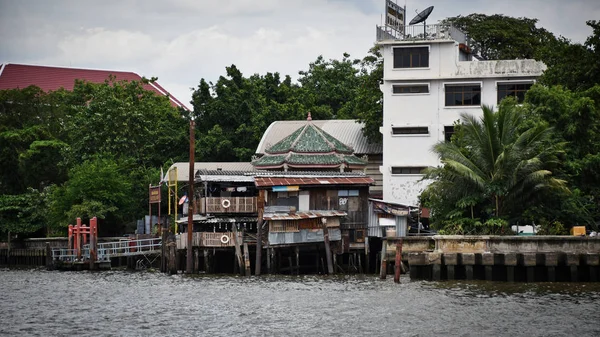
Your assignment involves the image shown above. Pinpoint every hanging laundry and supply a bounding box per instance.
[236,186,247,192]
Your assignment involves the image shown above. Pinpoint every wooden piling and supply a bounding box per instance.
[45,242,52,270]
[194,248,199,273]
[161,225,168,273]
[295,246,300,275]
[358,253,363,274]
[243,242,251,276]
[168,245,177,275]
[232,224,244,274]
[394,240,402,283]
[204,249,210,273]
[380,240,387,279]
[255,190,265,276]
[267,247,272,274]
[321,219,334,274]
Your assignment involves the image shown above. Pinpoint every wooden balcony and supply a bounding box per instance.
[196,197,257,214]
[177,232,240,249]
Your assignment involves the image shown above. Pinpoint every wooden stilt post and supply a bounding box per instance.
[89,217,98,271]
[186,119,195,275]
[295,246,300,275]
[380,240,387,279]
[204,249,210,273]
[321,218,334,274]
[394,239,403,283]
[243,242,251,276]
[168,241,177,275]
[45,242,53,270]
[365,237,370,274]
[358,253,363,274]
[333,254,338,273]
[255,190,265,276]
[315,245,320,274]
[194,248,199,274]
[267,247,272,274]
[161,224,168,273]
[232,224,244,274]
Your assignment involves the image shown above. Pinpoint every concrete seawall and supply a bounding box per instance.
[387,236,600,282]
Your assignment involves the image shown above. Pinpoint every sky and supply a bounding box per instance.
[1,0,599,107]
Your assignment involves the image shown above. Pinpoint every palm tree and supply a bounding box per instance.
[424,103,567,220]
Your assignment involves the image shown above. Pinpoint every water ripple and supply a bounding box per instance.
[1,270,600,336]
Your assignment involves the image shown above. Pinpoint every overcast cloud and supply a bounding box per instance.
[1,0,598,107]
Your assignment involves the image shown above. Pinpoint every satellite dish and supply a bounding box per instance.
[409,6,434,25]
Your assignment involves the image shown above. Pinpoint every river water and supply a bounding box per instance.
[1,269,599,337]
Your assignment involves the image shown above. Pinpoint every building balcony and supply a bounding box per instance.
[376,24,467,44]
[196,197,257,214]
[177,232,239,249]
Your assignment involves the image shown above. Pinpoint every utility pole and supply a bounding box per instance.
[186,119,195,274]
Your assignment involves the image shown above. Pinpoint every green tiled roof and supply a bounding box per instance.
[291,126,332,153]
[321,130,353,154]
[253,119,367,169]
[343,155,367,165]
[288,153,342,165]
[267,127,304,153]
[252,154,286,167]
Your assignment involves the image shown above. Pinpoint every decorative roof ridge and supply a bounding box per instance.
[288,123,310,151]
[310,123,336,152]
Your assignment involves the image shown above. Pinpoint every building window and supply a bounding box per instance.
[392,84,429,94]
[497,83,533,103]
[393,47,429,68]
[391,166,426,174]
[445,84,481,106]
[392,126,429,135]
[444,126,455,142]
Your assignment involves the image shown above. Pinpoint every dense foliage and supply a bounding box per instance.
[0,15,598,238]
[423,18,600,234]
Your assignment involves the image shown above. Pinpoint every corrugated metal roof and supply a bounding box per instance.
[255,176,374,187]
[163,162,254,183]
[256,120,382,155]
[263,210,347,220]
[0,63,189,110]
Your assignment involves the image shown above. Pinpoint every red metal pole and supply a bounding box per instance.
[76,218,82,260]
[83,226,88,245]
[68,225,73,250]
[148,184,152,235]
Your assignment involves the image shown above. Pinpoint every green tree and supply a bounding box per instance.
[540,20,600,91]
[0,86,68,194]
[423,102,567,229]
[192,66,305,161]
[350,47,384,144]
[63,77,188,167]
[0,189,48,236]
[48,157,133,236]
[443,14,557,60]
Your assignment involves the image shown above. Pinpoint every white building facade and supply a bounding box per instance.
[377,25,546,206]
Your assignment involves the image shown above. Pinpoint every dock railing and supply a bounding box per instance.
[51,237,162,262]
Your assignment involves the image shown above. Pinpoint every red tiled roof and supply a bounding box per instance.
[0,63,189,110]
[254,176,374,187]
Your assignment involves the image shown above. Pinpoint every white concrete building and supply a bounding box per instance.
[376,24,546,206]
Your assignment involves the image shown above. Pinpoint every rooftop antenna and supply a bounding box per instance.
[409,6,434,38]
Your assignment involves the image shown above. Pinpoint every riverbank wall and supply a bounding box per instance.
[396,236,600,282]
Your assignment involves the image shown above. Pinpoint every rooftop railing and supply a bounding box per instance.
[376,24,468,44]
